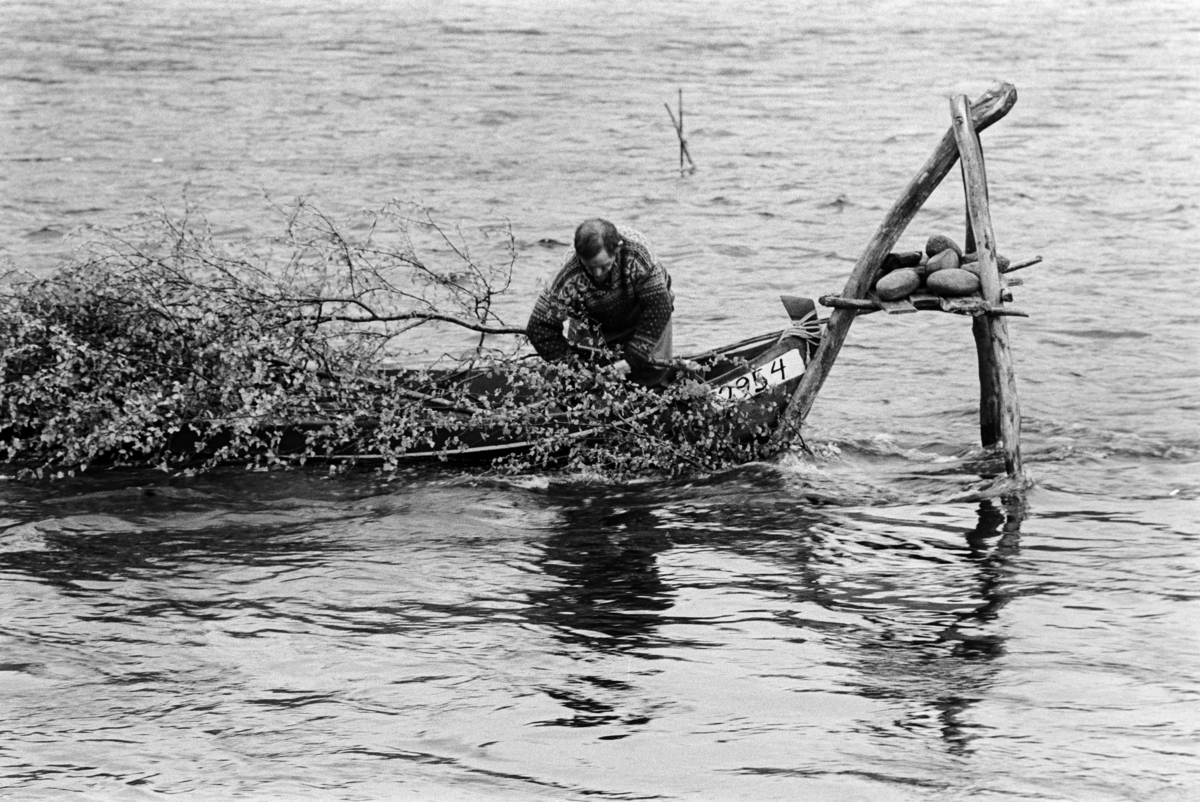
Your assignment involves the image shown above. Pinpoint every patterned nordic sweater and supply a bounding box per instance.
[526,228,674,364]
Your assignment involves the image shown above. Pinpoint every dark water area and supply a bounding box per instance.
[2,0,1198,799]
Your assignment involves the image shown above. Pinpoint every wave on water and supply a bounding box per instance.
[1022,417,1200,462]
[473,435,1030,510]
[477,403,1199,509]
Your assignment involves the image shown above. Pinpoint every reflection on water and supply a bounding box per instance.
[528,497,675,652]
[835,497,1025,757]
[514,479,1036,764]
[524,493,676,732]
[0,468,1194,799]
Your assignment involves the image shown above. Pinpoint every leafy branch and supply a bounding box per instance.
[0,199,780,480]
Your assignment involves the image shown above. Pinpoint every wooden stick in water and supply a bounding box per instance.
[679,88,685,174]
[664,89,696,173]
[951,93,1024,481]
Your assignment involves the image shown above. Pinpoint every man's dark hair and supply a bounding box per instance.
[574,218,621,260]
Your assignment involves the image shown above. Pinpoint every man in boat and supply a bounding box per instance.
[526,218,683,387]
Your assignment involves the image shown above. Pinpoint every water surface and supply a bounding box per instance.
[2,0,1198,799]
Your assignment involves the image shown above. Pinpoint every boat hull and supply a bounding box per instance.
[162,326,815,467]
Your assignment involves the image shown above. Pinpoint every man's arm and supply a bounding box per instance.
[526,292,572,362]
[624,258,674,365]
[624,290,672,364]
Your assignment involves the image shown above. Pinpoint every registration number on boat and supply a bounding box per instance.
[716,348,805,401]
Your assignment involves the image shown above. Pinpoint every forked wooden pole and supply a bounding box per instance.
[961,121,992,442]
[950,94,1023,479]
[664,89,696,174]
[679,88,685,173]
[774,82,1018,441]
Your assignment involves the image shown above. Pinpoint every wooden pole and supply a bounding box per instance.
[950,94,1023,480]
[964,134,991,441]
[679,89,685,174]
[961,168,977,254]
[774,82,1017,442]
[664,90,696,174]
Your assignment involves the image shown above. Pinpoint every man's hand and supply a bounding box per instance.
[673,358,704,374]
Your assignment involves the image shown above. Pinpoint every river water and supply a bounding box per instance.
[2,0,1198,799]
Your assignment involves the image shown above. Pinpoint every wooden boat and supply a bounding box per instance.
[169,296,825,466]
